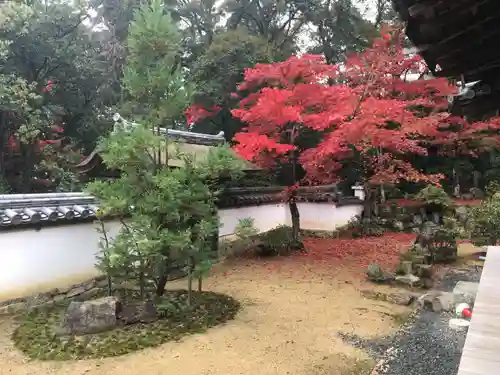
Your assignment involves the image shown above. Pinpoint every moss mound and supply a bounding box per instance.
[12,290,240,361]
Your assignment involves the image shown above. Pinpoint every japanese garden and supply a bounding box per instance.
[0,1,498,375]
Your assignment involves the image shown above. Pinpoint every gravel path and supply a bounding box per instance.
[339,266,482,375]
[0,264,406,375]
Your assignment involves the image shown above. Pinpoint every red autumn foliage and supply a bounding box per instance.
[184,104,221,127]
[428,115,500,158]
[300,232,416,275]
[41,79,55,93]
[7,127,65,153]
[231,27,463,187]
[183,27,500,192]
[210,233,416,280]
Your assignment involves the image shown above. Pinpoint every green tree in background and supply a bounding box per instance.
[1,0,116,150]
[189,29,274,138]
[306,0,376,64]
[0,0,118,192]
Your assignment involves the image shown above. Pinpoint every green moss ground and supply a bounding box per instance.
[12,290,240,361]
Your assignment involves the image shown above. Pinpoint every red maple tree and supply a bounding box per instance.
[232,28,459,187]
[185,27,500,244]
[227,27,462,239]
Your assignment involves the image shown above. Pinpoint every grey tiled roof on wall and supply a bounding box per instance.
[0,186,361,228]
[0,193,99,227]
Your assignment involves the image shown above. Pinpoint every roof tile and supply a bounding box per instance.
[0,193,98,227]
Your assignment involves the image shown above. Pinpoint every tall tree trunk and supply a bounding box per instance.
[155,274,167,297]
[380,185,386,203]
[187,257,193,307]
[363,184,375,219]
[289,197,303,251]
[289,124,303,251]
[139,271,145,300]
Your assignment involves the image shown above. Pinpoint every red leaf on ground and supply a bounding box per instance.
[297,233,416,275]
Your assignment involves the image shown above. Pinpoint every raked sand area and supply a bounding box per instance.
[0,235,415,375]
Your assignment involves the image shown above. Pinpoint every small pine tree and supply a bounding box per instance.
[122,0,189,131]
[88,126,244,300]
[89,0,245,304]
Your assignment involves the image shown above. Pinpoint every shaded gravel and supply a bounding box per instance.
[339,266,482,375]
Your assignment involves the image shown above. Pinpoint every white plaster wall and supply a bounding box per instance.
[0,221,122,301]
[286,202,364,231]
[0,202,362,301]
[219,204,287,238]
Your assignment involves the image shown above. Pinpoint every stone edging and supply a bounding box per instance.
[0,276,109,316]
[0,265,194,316]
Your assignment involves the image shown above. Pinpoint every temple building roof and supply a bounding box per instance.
[393,0,500,120]
[393,0,500,82]
[75,118,258,176]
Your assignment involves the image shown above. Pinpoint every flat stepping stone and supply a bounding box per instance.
[453,281,479,305]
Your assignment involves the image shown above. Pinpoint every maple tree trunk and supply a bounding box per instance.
[380,185,386,203]
[362,184,376,219]
[288,123,304,251]
[289,199,304,251]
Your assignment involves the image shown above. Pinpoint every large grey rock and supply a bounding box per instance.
[419,291,455,312]
[453,281,479,295]
[419,287,478,313]
[360,290,417,306]
[117,300,158,325]
[418,291,440,309]
[386,292,418,306]
[367,264,383,278]
[431,292,456,312]
[58,296,120,336]
[366,264,394,283]
[453,281,479,305]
